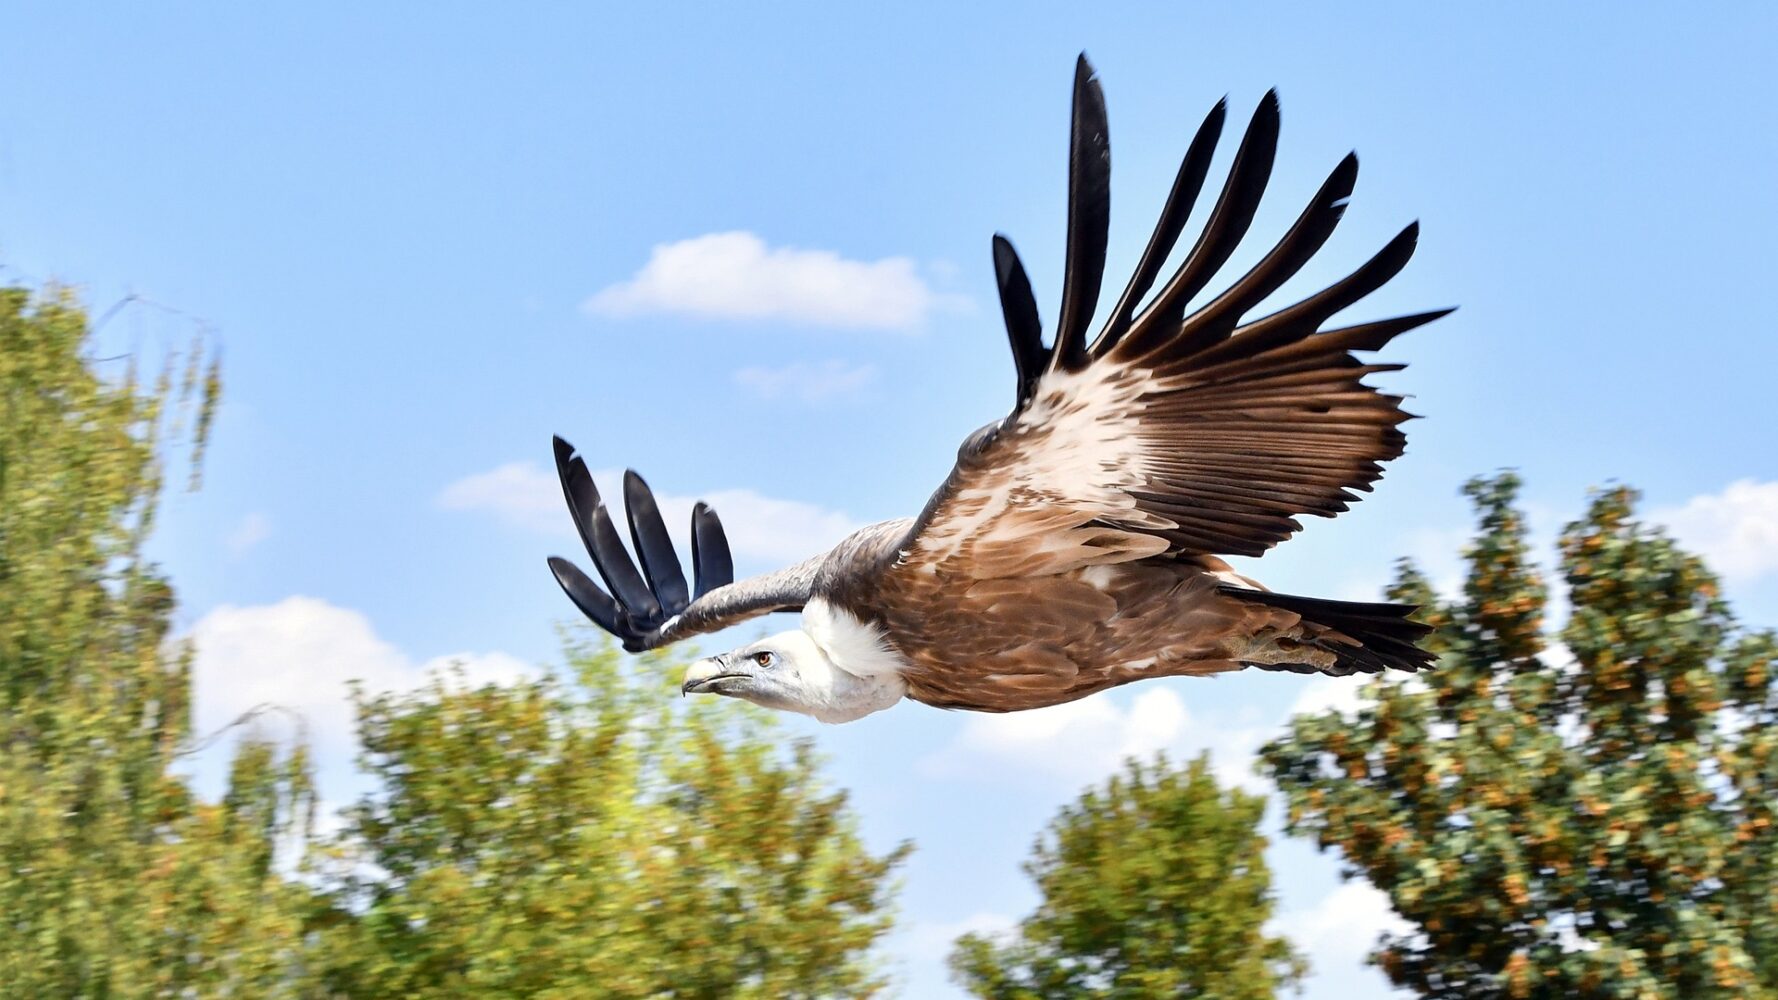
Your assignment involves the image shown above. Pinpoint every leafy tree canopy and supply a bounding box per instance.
[950,752,1305,999]
[5,282,905,998]
[1263,473,1778,999]
[309,638,911,999]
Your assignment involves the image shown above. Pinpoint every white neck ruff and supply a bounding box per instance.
[799,598,908,722]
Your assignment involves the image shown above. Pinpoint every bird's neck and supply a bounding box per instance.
[799,598,908,723]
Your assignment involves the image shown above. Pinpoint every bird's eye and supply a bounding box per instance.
[753,651,776,668]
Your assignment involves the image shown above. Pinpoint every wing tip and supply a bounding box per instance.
[992,232,1047,403]
[1257,87,1282,122]
[991,232,1019,275]
[622,467,648,493]
[1370,306,1456,343]
[1072,54,1107,129]
[1394,219,1422,251]
[1055,56,1113,372]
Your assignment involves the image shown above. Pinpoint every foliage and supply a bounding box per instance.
[308,637,911,999]
[1262,473,1778,999]
[949,752,1306,999]
[2,279,907,996]
[0,284,316,995]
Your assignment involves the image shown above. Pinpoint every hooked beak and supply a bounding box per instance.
[682,654,746,696]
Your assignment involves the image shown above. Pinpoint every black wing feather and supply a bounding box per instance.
[993,235,1045,407]
[903,59,1451,566]
[1094,98,1227,355]
[548,436,818,652]
[1122,90,1281,359]
[1050,54,1111,372]
[622,469,691,612]
[690,501,733,600]
[553,437,661,620]
[548,556,635,646]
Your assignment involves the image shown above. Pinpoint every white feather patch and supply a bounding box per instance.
[912,363,1171,565]
[1015,364,1148,494]
[1079,564,1121,590]
[802,598,911,680]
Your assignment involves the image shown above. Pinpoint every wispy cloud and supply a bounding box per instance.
[691,486,863,566]
[1287,672,1429,726]
[584,231,964,331]
[734,359,876,404]
[1331,523,1473,606]
[1653,479,1778,583]
[437,461,564,534]
[226,512,271,556]
[919,687,1274,794]
[899,911,1018,962]
[186,596,535,809]
[1274,881,1412,985]
[437,460,862,567]
[1288,675,1376,721]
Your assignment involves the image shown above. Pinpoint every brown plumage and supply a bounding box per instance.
[548,55,1446,723]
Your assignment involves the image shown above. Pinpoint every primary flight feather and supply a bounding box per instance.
[549,56,1448,723]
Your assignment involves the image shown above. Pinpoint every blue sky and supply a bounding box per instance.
[6,4,1778,995]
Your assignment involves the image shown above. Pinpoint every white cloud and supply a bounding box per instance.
[1332,524,1472,606]
[694,486,863,566]
[920,687,1272,794]
[227,512,271,556]
[894,910,1020,999]
[1543,640,1578,674]
[900,911,1017,962]
[186,596,535,807]
[1286,672,1436,738]
[437,461,564,534]
[733,359,876,403]
[1653,479,1778,582]
[1289,676,1376,721]
[437,460,862,567]
[584,231,963,331]
[1276,882,1412,986]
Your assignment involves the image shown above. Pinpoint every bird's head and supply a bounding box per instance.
[681,629,903,724]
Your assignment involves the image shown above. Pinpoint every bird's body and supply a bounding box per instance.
[805,536,1273,709]
[869,555,1304,713]
[548,57,1448,723]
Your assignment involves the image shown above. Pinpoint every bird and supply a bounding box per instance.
[548,55,1448,724]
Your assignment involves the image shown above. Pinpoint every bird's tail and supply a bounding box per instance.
[1220,586,1436,676]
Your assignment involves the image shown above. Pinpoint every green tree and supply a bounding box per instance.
[1262,473,1778,998]
[0,284,317,995]
[949,752,1307,999]
[309,637,910,999]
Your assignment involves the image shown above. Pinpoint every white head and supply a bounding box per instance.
[681,627,906,724]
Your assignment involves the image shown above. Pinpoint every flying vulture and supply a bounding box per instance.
[550,56,1448,723]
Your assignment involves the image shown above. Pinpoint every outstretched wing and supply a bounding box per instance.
[547,436,817,652]
[897,56,1449,582]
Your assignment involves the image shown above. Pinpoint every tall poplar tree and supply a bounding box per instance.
[0,284,316,995]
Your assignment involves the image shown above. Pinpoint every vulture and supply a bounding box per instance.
[549,56,1448,724]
